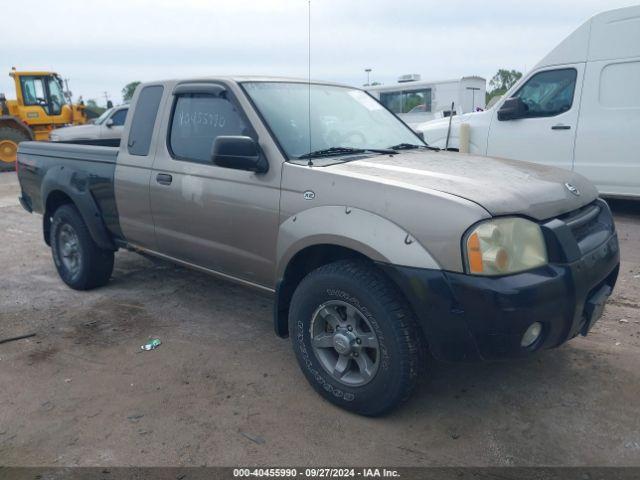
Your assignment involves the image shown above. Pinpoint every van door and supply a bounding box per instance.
[149,82,281,288]
[573,59,640,197]
[486,65,584,170]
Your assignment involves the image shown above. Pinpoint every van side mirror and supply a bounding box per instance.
[105,119,114,128]
[498,97,528,121]
[211,136,268,173]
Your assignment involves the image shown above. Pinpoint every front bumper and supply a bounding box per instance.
[381,201,620,362]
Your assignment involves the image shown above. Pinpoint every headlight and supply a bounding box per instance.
[464,217,547,275]
[49,134,60,142]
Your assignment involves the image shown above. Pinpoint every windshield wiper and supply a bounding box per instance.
[388,142,440,151]
[298,146,396,160]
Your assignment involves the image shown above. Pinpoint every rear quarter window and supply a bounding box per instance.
[127,85,164,156]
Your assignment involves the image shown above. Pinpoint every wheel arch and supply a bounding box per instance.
[41,168,116,251]
[273,206,440,338]
[274,243,376,338]
[0,116,35,140]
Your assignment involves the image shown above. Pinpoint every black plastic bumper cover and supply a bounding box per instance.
[380,233,620,362]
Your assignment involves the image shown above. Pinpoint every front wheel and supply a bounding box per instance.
[50,204,114,290]
[289,260,424,416]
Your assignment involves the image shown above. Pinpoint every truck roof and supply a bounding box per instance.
[139,76,352,89]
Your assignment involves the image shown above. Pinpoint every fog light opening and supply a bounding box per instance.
[521,322,543,348]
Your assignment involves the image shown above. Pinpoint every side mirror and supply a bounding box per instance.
[498,97,528,121]
[105,119,114,128]
[211,136,268,173]
[498,97,529,121]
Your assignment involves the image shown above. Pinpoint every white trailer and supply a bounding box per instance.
[366,75,486,128]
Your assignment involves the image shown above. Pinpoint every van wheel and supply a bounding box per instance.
[50,204,114,290]
[289,260,423,416]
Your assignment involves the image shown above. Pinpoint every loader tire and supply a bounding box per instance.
[0,126,29,170]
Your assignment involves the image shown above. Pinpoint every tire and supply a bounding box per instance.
[50,204,114,290]
[289,259,423,416]
[0,126,29,171]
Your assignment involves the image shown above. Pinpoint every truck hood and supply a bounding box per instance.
[416,111,478,132]
[326,151,598,220]
[52,124,99,138]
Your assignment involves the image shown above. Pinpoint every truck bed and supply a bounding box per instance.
[17,141,121,244]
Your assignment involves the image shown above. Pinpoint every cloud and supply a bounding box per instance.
[0,0,634,104]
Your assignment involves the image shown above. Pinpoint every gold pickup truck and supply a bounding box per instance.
[16,77,619,415]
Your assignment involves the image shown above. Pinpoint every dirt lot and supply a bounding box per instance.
[1,171,639,467]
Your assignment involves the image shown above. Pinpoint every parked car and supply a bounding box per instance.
[418,5,640,198]
[49,105,128,144]
[16,76,619,415]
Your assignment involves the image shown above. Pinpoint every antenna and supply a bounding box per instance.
[307,0,313,167]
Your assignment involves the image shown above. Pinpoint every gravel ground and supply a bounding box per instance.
[0,171,639,467]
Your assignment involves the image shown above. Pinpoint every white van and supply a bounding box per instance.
[418,6,640,198]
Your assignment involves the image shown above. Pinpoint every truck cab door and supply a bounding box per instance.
[486,65,583,170]
[102,108,127,140]
[114,85,165,250]
[148,82,281,288]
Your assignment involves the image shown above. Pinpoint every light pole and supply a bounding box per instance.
[364,68,372,87]
[466,86,481,111]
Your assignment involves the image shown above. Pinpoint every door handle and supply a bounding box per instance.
[156,173,173,185]
[551,124,571,130]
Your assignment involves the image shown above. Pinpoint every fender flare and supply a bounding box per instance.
[41,165,116,251]
[272,206,440,338]
[276,206,440,280]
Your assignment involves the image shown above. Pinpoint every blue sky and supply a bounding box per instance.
[0,0,635,105]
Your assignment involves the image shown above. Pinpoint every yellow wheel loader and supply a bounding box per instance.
[0,68,87,170]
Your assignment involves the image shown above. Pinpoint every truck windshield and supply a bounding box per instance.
[94,108,114,125]
[242,82,425,160]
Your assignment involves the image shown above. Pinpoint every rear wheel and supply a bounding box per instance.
[0,126,29,170]
[289,260,424,416]
[50,204,114,290]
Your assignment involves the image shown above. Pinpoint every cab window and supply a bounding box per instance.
[20,76,48,112]
[128,85,164,156]
[380,88,432,114]
[169,94,250,164]
[47,76,66,115]
[110,109,128,126]
[514,68,577,117]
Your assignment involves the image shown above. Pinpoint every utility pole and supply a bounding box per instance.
[364,68,372,87]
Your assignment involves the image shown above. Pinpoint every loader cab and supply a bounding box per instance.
[14,72,68,116]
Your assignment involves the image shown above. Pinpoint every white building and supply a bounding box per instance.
[367,75,486,128]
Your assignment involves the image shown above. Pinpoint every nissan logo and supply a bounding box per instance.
[565,182,580,196]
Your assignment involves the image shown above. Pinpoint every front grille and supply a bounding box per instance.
[557,199,615,255]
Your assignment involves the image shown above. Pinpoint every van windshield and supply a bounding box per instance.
[242,82,424,160]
